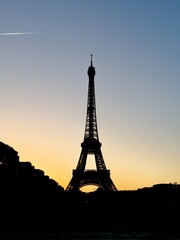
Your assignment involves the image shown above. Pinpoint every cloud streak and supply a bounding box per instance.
[0,32,37,36]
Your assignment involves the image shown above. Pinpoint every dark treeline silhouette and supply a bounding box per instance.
[0,141,180,234]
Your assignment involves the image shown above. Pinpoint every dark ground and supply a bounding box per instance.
[0,230,180,240]
[0,142,180,239]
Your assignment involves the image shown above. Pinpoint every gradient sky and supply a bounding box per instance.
[0,0,180,191]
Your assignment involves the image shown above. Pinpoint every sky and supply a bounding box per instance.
[0,0,180,191]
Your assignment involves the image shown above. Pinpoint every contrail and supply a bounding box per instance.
[0,32,37,36]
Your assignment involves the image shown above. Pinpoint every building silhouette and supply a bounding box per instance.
[66,56,117,191]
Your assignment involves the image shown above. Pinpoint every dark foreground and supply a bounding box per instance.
[1,188,180,240]
[0,230,180,240]
[0,142,180,239]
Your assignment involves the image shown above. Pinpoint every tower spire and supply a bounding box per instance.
[88,54,95,77]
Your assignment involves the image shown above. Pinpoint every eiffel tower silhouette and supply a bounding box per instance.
[66,55,117,191]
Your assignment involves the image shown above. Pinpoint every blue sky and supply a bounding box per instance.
[0,0,180,191]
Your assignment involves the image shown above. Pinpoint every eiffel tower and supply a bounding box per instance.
[66,55,117,191]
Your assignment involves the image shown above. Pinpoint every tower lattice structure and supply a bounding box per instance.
[66,56,117,191]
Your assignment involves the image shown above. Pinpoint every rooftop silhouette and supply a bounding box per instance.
[0,141,180,236]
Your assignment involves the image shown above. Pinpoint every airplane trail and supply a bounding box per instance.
[0,32,37,36]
